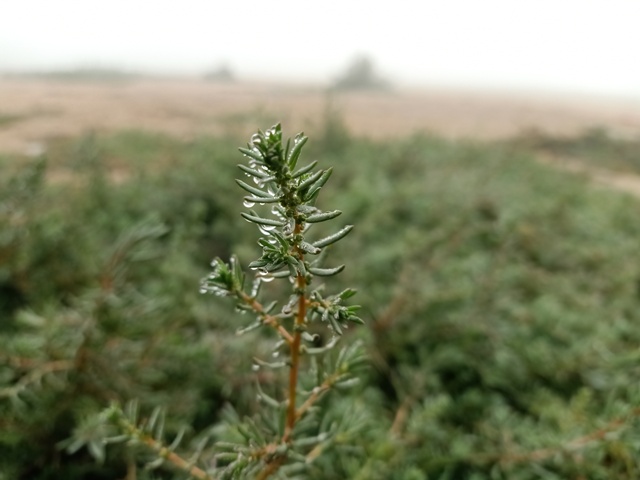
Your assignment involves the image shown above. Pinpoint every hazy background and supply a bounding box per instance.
[2,0,639,98]
[6,2,640,479]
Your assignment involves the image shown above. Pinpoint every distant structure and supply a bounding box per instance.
[202,64,235,82]
[331,55,390,91]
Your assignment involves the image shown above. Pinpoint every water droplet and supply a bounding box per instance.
[250,278,261,297]
[272,351,280,358]
[243,199,255,208]
[258,224,276,235]
[252,364,260,371]
[204,286,227,297]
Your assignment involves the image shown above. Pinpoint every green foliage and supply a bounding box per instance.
[102,124,365,478]
[315,95,351,157]
[513,126,640,172]
[0,113,27,128]
[0,134,248,479]
[2,123,640,478]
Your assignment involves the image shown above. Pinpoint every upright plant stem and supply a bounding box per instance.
[284,222,306,442]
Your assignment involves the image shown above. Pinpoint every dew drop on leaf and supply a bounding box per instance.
[259,225,276,235]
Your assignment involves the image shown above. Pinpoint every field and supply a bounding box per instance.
[2,78,640,154]
[3,78,640,479]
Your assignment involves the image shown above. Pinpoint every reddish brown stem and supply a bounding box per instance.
[239,291,294,344]
[295,380,331,420]
[496,407,640,466]
[284,277,306,442]
[118,418,212,479]
[0,360,74,398]
[283,223,306,443]
[256,456,286,480]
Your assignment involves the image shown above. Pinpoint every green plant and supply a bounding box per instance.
[100,124,365,478]
[7,126,640,479]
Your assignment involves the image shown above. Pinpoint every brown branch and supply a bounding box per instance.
[125,459,137,480]
[0,360,74,398]
[238,291,294,344]
[285,330,302,442]
[283,231,306,443]
[390,398,412,437]
[6,356,43,369]
[295,370,347,421]
[305,442,325,463]
[256,455,286,480]
[296,383,331,420]
[253,221,308,479]
[262,315,294,345]
[118,417,213,480]
[485,408,640,467]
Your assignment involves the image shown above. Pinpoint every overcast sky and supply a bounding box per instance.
[1,0,639,97]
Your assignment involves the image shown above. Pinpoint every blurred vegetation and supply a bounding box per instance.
[331,55,391,92]
[3,116,640,478]
[0,113,27,128]
[512,126,640,173]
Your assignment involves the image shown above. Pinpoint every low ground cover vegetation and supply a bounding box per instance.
[2,125,640,478]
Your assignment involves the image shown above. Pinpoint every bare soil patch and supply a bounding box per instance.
[1,78,639,155]
[538,154,640,198]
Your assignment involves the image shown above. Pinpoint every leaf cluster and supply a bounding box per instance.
[194,124,364,477]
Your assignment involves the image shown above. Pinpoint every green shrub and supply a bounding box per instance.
[2,127,640,478]
[96,124,365,478]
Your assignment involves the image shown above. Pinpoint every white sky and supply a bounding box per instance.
[1,0,639,97]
